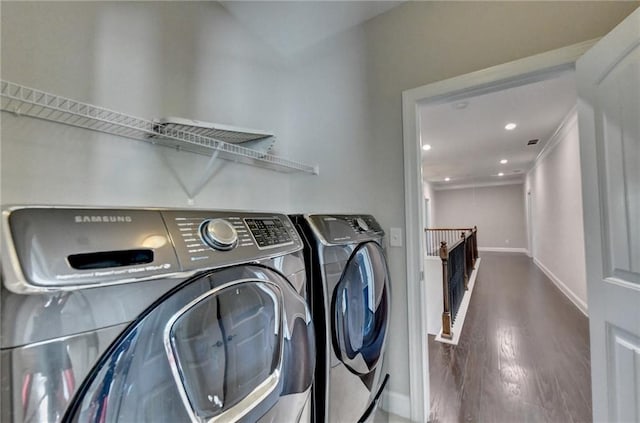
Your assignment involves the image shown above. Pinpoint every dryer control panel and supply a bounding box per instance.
[304,214,384,246]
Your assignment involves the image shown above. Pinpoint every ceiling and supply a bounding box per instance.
[220,1,404,56]
[420,71,577,190]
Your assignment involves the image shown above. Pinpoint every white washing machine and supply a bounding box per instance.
[1,207,315,423]
[291,214,390,423]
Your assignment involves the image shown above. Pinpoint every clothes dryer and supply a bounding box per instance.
[1,207,315,423]
[291,214,390,423]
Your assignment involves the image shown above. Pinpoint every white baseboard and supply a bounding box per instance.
[534,258,588,317]
[478,247,528,254]
[381,390,411,420]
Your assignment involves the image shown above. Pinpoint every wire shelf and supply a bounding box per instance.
[154,117,273,144]
[0,80,318,175]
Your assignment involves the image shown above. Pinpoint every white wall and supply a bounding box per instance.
[423,181,436,229]
[1,2,299,211]
[526,110,588,314]
[433,184,527,250]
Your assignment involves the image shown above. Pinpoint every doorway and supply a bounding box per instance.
[401,39,597,422]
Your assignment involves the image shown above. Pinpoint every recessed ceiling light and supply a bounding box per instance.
[444,177,451,182]
[422,144,432,151]
[505,123,517,131]
[498,172,505,176]
[500,159,508,164]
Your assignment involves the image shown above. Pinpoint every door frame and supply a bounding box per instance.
[401,39,598,422]
[527,190,534,258]
[423,197,430,229]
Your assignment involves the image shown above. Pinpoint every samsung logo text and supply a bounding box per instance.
[75,216,133,223]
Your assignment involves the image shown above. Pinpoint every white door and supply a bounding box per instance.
[577,7,640,422]
[526,191,534,257]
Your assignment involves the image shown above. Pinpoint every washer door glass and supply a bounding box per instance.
[62,266,315,423]
[167,281,282,421]
[332,242,390,375]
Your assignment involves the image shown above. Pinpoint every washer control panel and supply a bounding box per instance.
[2,207,303,292]
[162,211,301,271]
[245,218,293,249]
[201,219,238,251]
[3,208,181,291]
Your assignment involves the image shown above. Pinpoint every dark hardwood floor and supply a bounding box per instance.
[428,252,591,423]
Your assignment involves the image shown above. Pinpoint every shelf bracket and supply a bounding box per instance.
[187,148,223,199]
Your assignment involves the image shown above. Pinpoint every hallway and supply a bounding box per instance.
[428,252,591,423]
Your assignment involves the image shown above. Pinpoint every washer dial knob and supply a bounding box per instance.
[355,217,369,232]
[201,219,238,251]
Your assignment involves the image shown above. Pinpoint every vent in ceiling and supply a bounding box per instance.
[527,139,539,146]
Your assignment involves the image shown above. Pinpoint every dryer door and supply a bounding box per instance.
[331,242,390,375]
[63,266,314,423]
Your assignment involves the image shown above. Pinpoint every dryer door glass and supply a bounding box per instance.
[332,242,390,375]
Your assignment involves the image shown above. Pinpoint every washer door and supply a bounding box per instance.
[63,266,314,423]
[331,242,390,375]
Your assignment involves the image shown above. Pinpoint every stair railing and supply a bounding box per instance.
[430,227,479,339]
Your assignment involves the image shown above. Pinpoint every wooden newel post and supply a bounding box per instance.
[440,241,452,340]
[473,225,479,262]
[471,228,476,269]
[462,232,469,291]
